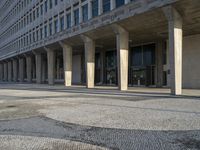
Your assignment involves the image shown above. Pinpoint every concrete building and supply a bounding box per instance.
[0,0,200,95]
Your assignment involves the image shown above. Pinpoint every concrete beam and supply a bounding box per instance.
[112,24,129,91]
[163,6,183,95]
[59,41,72,87]
[81,35,95,88]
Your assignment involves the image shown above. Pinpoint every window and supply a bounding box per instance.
[49,0,53,9]
[37,7,39,18]
[45,1,48,12]
[74,9,79,26]
[92,0,98,17]
[60,16,64,31]
[44,25,47,37]
[40,4,43,15]
[49,23,52,35]
[116,0,125,8]
[82,4,88,22]
[103,0,110,13]
[55,0,58,5]
[54,19,58,33]
[66,13,71,28]
[40,28,43,39]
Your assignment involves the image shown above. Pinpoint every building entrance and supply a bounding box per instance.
[129,44,155,86]
[105,50,118,85]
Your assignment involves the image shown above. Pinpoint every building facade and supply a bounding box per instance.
[0,0,200,95]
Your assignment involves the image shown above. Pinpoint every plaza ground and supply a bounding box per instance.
[0,83,200,150]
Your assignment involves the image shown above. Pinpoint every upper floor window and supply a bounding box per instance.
[40,4,43,15]
[66,13,71,29]
[60,16,64,31]
[44,25,47,37]
[116,0,125,8]
[92,0,98,17]
[49,23,52,35]
[103,0,110,13]
[54,19,58,33]
[82,4,88,22]
[49,0,53,9]
[45,1,48,12]
[55,0,58,5]
[74,9,79,26]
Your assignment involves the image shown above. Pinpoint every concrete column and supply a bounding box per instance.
[112,24,129,91]
[26,56,32,83]
[35,53,42,84]
[98,0,103,15]
[163,6,183,95]
[42,58,47,83]
[4,63,8,81]
[46,48,55,85]
[81,35,95,88]
[60,42,72,86]
[12,59,18,82]
[111,0,116,10]
[8,61,12,82]
[0,63,3,81]
[19,58,25,82]
[156,41,164,87]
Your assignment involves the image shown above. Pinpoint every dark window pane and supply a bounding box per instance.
[116,0,124,8]
[103,0,110,13]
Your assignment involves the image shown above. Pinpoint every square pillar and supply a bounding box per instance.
[4,63,8,81]
[34,53,42,84]
[26,56,32,83]
[46,48,55,85]
[8,61,12,82]
[155,41,164,87]
[111,0,116,10]
[60,42,72,86]
[163,6,183,95]
[19,58,25,82]
[12,59,18,82]
[81,35,95,88]
[113,25,129,91]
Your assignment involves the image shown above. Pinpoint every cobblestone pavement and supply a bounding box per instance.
[0,83,200,150]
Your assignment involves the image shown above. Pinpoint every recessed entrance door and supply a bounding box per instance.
[130,44,156,86]
[105,51,117,85]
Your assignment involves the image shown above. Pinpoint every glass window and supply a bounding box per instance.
[54,19,58,33]
[92,0,98,17]
[45,1,48,12]
[82,4,88,22]
[37,7,39,18]
[44,25,47,37]
[143,44,155,65]
[49,0,53,9]
[40,28,43,39]
[116,0,124,8]
[60,16,64,31]
[66,13,71,28]
[74,9,79,26]
[40,4,43,15]
[49,23,52,35]
[103,0,110,13]
[55,0,58,5]
[132,46,142,66]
